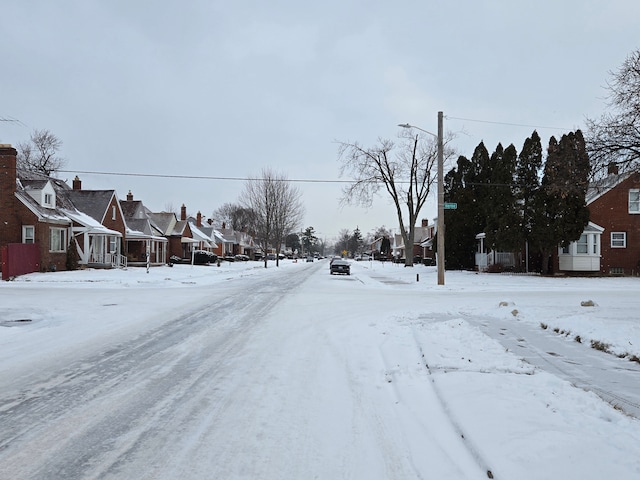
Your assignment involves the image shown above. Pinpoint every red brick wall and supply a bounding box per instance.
[589,173,640,275]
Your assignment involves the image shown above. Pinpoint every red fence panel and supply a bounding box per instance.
[1,243,41,280]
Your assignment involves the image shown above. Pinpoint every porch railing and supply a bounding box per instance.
[476,251,517,272]
[89,253,127,269]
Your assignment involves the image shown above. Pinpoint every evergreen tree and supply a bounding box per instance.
[485,143,521,254]
[66,240,80,271]
[532,131,591,273]
[515,131,544,271]
[301,226,318,254]
[348,227,363,256]
[443,152,485,270]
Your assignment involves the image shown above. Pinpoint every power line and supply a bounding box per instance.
[446,115,571,131]
[60,169,356,184]
[0,116,27,127]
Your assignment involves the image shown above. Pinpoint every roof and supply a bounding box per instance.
[14,191,71,224]
[148,212,177,235]
[586,172,631,205]
[64,209,122,236]
[120,199,146,220]
[64,190,117,222]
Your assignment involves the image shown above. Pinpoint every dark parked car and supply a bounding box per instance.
[330,259,350,275]
[193,250,217,265]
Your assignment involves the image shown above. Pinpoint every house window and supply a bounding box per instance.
[44,193,53,206]
[629,189,640,213]
[611,232,626,248]
[50,227,67,252]
[112,205,116,220]
[109,236,118,253]
[576,234,588,254]
[22,225,35,244]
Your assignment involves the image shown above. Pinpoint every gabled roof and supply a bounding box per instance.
[586,172,631,205]
[64,209,122,236]
[219,228,239,243]
[64,190,118,223]
[14,190,71,224]
[172,220,190,237]
[16,168,71,193]
[147,212,177,235]
[120,199,147,220]
[189,223,216,248]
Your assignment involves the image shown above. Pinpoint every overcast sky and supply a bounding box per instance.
[2,1,638,241]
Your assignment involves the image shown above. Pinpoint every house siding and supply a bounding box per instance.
[589,173,640,275]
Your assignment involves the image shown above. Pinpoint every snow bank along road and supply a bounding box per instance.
[1,261,639,479]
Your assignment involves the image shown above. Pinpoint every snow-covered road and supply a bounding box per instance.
[1,261,639,479]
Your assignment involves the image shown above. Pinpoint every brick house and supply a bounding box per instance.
[569,167,640,275]
[1,144,71,273]
[119,191,168,266]
[148,205,198,261]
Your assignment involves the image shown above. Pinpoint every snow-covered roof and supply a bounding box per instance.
[64,209,122,236]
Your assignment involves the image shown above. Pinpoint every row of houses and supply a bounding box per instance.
[0,144,257,279]
[385,164,640,276]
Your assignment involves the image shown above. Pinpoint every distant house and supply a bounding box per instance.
[120,191,168,266]
[148,209,195,261]
[414,220,436,264]
[187,212,217,253]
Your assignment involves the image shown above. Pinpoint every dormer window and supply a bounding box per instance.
[44,193,53,206]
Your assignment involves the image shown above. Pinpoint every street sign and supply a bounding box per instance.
[444,202,458,210]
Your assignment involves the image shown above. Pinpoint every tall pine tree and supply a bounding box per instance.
[443,156,476,269]
[515,131,544,271]
[532,130,591,273]
[484,143,521,254]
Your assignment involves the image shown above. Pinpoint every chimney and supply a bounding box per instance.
[73,176,82,190]
[0,144,17,196]
[197,211,202,227]
[608,163,619,176]
[421,218,428,228]
[180,204,187,221]
[126,190,133,201]
[0,145,18,247]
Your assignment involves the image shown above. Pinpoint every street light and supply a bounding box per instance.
[398,111,445,285]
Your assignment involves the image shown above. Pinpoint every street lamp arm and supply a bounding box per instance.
[398,123,438,138]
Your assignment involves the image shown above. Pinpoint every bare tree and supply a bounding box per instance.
[586,49,640,177]
[212,202,257,233]
[338,129,454,266]
[241,168,304,267]
[16,129,66,176]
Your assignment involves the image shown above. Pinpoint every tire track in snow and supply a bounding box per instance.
[375,322,494,479]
